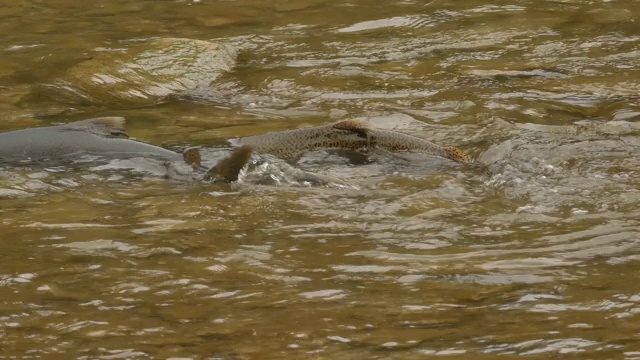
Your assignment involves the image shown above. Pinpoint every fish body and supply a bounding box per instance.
[0,117,471,188]
[333,120,471,163]
[0,117,181,163]
[235,120,471,163]
[234,124,368,160]
[0,117,257,183]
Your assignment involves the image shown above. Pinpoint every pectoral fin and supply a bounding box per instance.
[205,145,253,182]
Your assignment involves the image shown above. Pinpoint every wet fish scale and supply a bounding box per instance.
[236,120,471,163]
[236,124,369,160]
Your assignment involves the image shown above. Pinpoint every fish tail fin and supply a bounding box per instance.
[182,147,202,169]
[205,145,253,182]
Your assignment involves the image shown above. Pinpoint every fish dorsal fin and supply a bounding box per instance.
[205,145,253,182]
[333,120,368,129]
[60,117,129,138]
[332,120,372,146]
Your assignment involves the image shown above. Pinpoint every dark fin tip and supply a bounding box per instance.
[182,147,202,170]
[205,145,253,182]
[332,120,370,139]
[333,120,373,148]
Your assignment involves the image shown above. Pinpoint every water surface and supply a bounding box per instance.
[1,0,640,358]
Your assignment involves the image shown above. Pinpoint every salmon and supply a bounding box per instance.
[234,120,471,163]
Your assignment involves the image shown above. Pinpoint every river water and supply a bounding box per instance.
[1,0,640,359]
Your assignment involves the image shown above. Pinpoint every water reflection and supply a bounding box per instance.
[2,0,640,358]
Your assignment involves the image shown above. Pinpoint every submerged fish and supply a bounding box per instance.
[0,117,473,187]
[0,117,256,183]
[219,119,476,187]
[0,117,186,163]
[234,120,472,163]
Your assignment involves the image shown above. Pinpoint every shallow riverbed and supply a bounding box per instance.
[1,0,640,359]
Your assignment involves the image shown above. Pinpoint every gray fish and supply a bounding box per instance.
[0,117,183,163]
[0,117,266,183]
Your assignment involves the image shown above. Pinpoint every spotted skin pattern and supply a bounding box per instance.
[236,120,472,164]
[333,120,472,163]
[236,124,369,160]
[332,120,370,139]
[444,146,471,163]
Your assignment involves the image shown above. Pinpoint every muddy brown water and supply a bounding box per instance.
[2,0,640,359]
